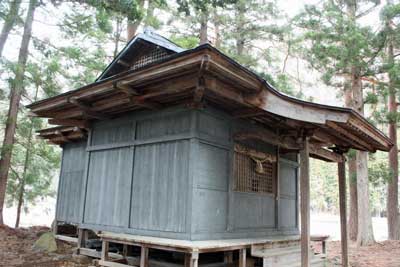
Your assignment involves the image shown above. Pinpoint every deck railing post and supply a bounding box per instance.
[300,136,310,267]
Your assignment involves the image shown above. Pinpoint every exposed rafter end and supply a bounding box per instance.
[113,81,140,96]
[232,108,266,118]
[309,144,344,163]
[193,77,205,104]
[48,118,90,129]
[68,97,110,120]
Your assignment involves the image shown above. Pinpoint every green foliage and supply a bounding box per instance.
[170,35,199,49]
[176,0,237,14]
[294,1,383,85]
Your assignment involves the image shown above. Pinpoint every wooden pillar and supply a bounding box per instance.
[185,251,199,267]
[338,160,349,267]
[122,244,128,258]
[224,251,233,267]
[300,137,310,267]
[101,240,109,261]
[140,246,149,267]
[77,228,88,250]
[239,248,247,267]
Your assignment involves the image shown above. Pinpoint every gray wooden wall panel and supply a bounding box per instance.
[56,141,87,223]
[84,147,133,227]
[136,112,191,139]
[91,120,135,146]
[232,192,275,229]
[130,140,189,232]
[197,112,230,143]
[192,142,229,233]
[196,143,229,191]
[279,161,298,229]
[279,198,297,228]
[193,188,228,232]
[56,106,300,240]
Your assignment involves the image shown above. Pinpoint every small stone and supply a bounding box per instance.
[32,232,58,253]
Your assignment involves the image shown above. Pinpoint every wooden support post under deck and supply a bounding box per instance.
[140,246,149,267]
[224,251,233,267]
[239,248,247,267]
[101,240,109,261]
[338,160,349,267]
[300,137,310,267]
[77,228,87,250]
[185,251,199,267]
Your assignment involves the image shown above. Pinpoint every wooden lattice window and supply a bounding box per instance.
[131,47,170,71]
[234,143,276,194]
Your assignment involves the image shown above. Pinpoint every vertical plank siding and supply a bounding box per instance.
[56,141,87,223]
[56,106,299,240]
[130,141,189,232]
[279,160,299,229]
[84,147,133,227]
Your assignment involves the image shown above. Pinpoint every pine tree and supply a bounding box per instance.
[0,0,38,225]
[380,2,400,240]
[0,0,22,56]
[295,0,384,246]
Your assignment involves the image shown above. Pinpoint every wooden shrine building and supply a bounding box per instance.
[28,29,393,267]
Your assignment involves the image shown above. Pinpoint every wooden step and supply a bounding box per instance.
[252,243,327,267]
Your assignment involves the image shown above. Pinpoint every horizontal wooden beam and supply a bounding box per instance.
[326,121,374,151]
[309,144,344,162]
[113,82,140,96]
[235,129,343,162]
[234,130,300,150]
[233,108,266,118]
[48,118,89,129]
[68,97,110,120]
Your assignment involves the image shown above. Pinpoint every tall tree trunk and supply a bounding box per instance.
[352,69,375,246]
[235,0,246,56]
[127,19,140,40]
[213,10,221,48]
[127,0,144,40]
[114,17,122,58]
[0,0,37,225]
[199,11,208,45]
[356,150,375,245]
[15,83,39,228]
[344,77,358,241]
[348,157,358,240]
[144,0,154,27]
[0,0,21,56]
[387,27,399,240]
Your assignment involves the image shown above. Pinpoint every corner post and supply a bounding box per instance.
[300,136,310,267]
[338,158,349,267]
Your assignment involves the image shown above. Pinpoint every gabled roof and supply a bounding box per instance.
[96,27,185,81]
[28,32,392,157]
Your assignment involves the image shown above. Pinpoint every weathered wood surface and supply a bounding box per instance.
[99,231,300,253]
[54,234,78,243]
[64,108,299,240]
[338,161,348,267]
[29,44,392,152]
[300,137,310,267]
[56,141,86,224]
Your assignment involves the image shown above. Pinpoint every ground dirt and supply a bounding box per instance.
[0,225,88,267]
[2,226,400,267]
[313,240,400,267]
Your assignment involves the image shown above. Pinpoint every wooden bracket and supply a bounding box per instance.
[68,97,110,120]
[48,118,90,129]
[113,81,140,96]
[193,76,206,104]
[55,130,70,143]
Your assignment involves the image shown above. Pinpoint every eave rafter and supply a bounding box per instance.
[234,129,343,162]
[68,97,110,120]
[27,46,392,152]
